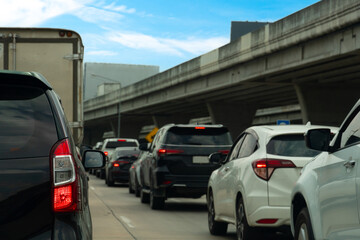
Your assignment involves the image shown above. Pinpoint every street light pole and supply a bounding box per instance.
[90,73,121,138]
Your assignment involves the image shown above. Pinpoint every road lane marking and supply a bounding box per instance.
[90,186,95,191]
[120,216,135,228]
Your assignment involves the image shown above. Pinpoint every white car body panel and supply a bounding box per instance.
[209,124,338,230]
[291,99,360,240]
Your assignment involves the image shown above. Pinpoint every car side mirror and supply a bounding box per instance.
[82,150,106,170]
[305,128,331,152]
[209,152,227,164]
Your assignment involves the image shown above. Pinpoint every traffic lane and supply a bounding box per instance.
[88,174,292,240]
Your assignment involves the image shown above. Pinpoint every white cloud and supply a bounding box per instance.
[0,0,88,27]
[0,0,133,27]
[103,2,135,13]
[107,31,228,56]
[74,6,124,23]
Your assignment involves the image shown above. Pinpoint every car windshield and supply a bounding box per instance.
[105,141,137,148]
[165,127,232,145]
[116,149,140,159]
[266,134,320,157]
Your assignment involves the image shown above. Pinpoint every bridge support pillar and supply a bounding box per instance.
[207,102,257,139]
[152,114,192,128]
[295,83,359,127]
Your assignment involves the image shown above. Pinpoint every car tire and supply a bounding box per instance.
[140,188,150,203]
[236,197,255,240]
[150,189,165,210]
[129,180,135,194]
[106,173,115,187]
[135,179,140,197]
[295,207,315,240]
[208,193,228,235]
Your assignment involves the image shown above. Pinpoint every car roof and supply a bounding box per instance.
[164,123,225,129]
[248,124,339,136]
[104,138,138,142]
[0,70,52,89]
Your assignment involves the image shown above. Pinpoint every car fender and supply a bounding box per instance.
[291,154,327,240]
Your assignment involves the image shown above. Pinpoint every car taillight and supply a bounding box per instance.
[104,151,108,156]
[252,159,296,181]
[51,138,78,212]
[113,160,130,167]
[157,149,184,157]
[218,150,230,155]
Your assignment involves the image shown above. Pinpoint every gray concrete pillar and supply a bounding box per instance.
[294,83,359,127]
[152,114,192,128]
[207,102,257,140]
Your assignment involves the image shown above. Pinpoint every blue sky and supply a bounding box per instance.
[1,0,320,71]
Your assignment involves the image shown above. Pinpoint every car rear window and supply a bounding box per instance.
[0,85,58,160]
[165,127,232,145]
[115,149,140,159]
[266,134,320,157]
[105,141,138,148]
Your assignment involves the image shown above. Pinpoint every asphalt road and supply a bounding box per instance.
[88,174,293,240]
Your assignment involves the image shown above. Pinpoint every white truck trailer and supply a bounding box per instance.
[0,28,84,145]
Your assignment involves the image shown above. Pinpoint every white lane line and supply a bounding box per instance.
[90,186,95,191]
[120,216,135,228]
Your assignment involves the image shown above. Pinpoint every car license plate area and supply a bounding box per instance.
[192,156,209,164]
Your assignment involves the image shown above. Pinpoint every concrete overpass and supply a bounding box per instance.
[84,0,360,145]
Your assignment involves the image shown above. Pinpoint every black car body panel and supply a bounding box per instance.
[0,70,103,239]
[140,124,232,200]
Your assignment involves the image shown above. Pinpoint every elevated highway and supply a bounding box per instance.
[84,0,360,144]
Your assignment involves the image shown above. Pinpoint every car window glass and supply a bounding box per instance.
[229,134,245,161]
[267,134,320,157]
[238,134,257,158]
[105,141,138,148]
[341,110,360,148]
[165,127,232,145]
[0,85,58,159]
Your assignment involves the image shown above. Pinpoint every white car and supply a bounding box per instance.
[291,99,360,240]
[207,124,338,239]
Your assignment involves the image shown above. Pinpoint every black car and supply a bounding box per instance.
[139,124,233,210]
[105,147,140,186]
[0,71,105,239]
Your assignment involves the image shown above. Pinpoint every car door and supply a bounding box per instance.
[318,106,360,239]
[214,134,245,216]
[222,133,258,219]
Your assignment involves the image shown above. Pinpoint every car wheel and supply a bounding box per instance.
[135,179,140,197]
[129,179,135,194]
[208,193,228,235]
[106,173,114,187]
[236,197,255,240]
[150,188,165,210]
[140,188,150,203]
[295,207,315,240]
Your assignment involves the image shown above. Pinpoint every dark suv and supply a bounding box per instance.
[139,124,232,209]
[0,71,105,239]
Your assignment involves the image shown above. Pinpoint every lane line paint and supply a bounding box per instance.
[90,186,95,191]
[120,216,135,228]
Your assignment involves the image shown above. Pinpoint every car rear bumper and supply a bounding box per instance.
[155,173,209,197]
[248,205,290,227]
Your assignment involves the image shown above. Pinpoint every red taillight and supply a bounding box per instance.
[256,219,278,224]
[104,151,108,156]
[252,159,296,181]
[113,160,130,167]
[157,149,184,157]
[195,126,205,129]
[51,139,78,212]
[162,180,172,185]
[218,150,230,155]
[118,139,126,142]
